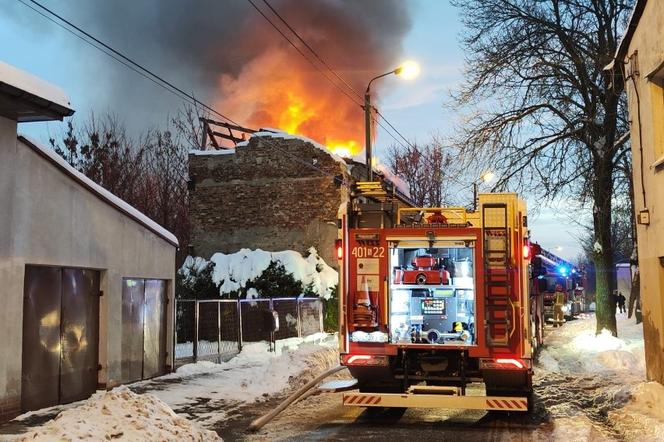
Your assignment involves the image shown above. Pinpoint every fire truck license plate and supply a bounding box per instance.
[357,258,379,274]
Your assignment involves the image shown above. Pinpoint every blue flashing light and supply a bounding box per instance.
[537,275,544,280]
[558,266,568,275]
[572,269,577,274]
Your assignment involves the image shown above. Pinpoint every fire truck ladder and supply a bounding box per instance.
[482,203,513,348]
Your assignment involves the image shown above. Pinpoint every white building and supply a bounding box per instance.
[0,62,177,421]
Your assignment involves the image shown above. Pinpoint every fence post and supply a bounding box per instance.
[237,299,243,352]
[318,299,324,333]
[217,301,222,362]
[194,300,199,363]
[269,298,274,352]
[173,299,178,372]
[297,298,303,338]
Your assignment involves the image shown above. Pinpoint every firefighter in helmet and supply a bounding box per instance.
[553,283,566,327]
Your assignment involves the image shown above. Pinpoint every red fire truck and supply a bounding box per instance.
[337,184,538,412]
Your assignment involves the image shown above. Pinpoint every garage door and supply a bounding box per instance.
[21,266,100,412]
[121,278,167,382]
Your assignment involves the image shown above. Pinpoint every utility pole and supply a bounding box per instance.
[365,91,373,181]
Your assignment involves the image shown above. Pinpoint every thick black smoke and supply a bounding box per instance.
[16,0,412,136]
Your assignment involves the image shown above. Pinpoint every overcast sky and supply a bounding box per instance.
[0,0,586,260]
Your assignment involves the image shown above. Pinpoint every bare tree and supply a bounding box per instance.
[386,140,457,207]
[50,113,146,204]
[451,0,633,335]
[49,112,191,255]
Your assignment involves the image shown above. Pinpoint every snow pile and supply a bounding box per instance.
[610,381,664,441]
[179,256,211,282]
[14,387,220,442]
[537,313,645,375]
[147,334,338,426]
[203,247,337,298]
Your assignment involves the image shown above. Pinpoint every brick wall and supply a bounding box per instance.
[189,135,352,268]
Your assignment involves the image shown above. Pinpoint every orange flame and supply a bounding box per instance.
[217,51,364,157]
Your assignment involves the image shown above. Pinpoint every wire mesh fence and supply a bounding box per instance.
[272,298,299,340]
[299,298,324,336]
[174,297,324,366]
[239,299,272,343]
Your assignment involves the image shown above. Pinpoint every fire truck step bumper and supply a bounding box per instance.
[342,392,528,412]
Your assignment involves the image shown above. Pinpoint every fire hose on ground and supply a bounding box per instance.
[248,364,349,432]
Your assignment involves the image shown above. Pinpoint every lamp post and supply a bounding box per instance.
[472,171,496,211]
[364,61,419,181]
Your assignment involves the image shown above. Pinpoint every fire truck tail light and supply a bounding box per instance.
[523,245,531,260]
[343,354,389,366]
[347,355,371,364]
[496,358,525,369]
[335,239,343,260]
[480,358,530,370]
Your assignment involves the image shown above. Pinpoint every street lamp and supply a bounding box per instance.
[364,61,420,181]
[472,171,496,211]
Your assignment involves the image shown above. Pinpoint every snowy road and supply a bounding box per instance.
[4,314,662,441]
[212,313,655,441]
[216,369,619,441]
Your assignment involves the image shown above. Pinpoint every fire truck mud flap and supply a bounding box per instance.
[342,391,529,412]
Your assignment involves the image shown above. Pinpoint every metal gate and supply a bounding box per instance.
[21,266,100,411]
[121,278,167,382]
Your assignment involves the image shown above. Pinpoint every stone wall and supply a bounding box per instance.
[189,134,352,268]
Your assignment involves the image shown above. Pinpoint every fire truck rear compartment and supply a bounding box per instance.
[389,245,476,346]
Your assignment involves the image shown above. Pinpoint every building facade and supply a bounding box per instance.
[0,63,177,421]
[616,0,664,384]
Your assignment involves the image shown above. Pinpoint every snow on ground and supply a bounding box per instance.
[534,312,664,440]
[11,387,220,442]
[139,333,338,426]
[609,380,664,440]
[538,312,645,376]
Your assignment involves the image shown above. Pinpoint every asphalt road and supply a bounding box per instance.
[210,322,627,442]
[210,369,623,441]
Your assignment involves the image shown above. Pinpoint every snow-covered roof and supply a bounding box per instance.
[235,129,346,167]
[0,61,74,121]
[18,135,178,247]
[189,148,236,156]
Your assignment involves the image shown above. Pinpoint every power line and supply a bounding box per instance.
[374,109,419,151]
[23,0,236,124]
[260,0,362,99]
[18,0,351,188]
[248,0,422,156]
[248,0,472,196]
[246,0,364,108]
[24,0,459,197]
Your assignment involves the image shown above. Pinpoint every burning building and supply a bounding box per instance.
[188,130,355,267]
